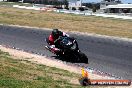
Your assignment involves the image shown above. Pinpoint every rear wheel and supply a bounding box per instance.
[79,52,88,64]
[61,50,79,62]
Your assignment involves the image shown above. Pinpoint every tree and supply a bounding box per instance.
[92,5,96,12]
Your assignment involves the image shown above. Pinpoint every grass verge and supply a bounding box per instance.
[0,49,87,88]
[0,2,132,38]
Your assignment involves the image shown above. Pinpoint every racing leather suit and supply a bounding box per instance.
[48,31,69,53]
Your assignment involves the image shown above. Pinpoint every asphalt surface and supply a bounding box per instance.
[0,25,132,80]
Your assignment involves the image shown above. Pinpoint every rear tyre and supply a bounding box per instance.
[79,52,88,64]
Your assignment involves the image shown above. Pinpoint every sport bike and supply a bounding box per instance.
[45,36,88,63]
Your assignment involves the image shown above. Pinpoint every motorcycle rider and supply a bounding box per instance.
[47,29,69,54]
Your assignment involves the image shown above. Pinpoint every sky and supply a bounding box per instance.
[83,0,132,3]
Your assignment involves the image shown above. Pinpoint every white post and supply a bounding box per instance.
[80,0,82,7]
[21,0,24,3]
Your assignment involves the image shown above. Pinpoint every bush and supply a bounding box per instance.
[79,7,84,11]
[64,7,69,10]
[72,7,76,10]
[92,6,96,12]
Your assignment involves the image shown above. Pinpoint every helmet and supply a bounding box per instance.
[52,29,60,37]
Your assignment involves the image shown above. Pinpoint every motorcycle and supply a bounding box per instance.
[45,36,88,63]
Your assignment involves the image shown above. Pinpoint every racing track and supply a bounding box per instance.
[0,25,132,80]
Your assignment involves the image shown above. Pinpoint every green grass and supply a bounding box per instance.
[0,49,91,88]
